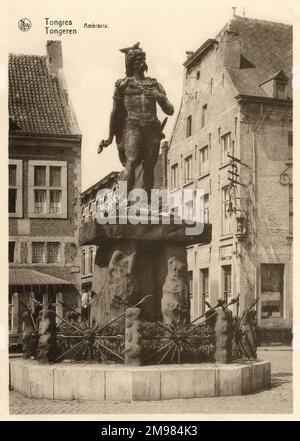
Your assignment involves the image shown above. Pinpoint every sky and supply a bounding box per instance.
[5,0,298,191]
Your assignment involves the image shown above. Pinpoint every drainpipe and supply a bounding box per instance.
[252,103,264,321]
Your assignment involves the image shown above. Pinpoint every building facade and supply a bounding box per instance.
[9,41,82,348]
[168,16,292,343]
[81,171,119,299]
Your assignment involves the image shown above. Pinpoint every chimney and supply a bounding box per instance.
[46,40,63,77]
[185,51,194,60]
[219,30,241,68]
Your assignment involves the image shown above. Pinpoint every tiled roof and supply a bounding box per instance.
[221,16,292,98]
[9,54,80,135]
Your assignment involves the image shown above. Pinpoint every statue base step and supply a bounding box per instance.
[10,359,271,401]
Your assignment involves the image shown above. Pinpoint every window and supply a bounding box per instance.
[222,265,232,304]
[288,131,293,160]
[81,250,86,276]
[222,186,232,235]
[171,163,178,188]
[186,115,192,138]
[221,133,231,163]
[202,104,207,128]
[199,145,209,175]
[200,268,209,313]
[34,190,46,214]
[46,242,60,263]
[261,264,284,319]
[88,247,94,275]
[32,242,60,263]
[50,190,61,214]
[196,70,200,80]
[9,242,15,263]
[184,155,193,182]
[9,160,22,217]
[188,271,193,298]
[275,81,286,99]
[8,293,13,332]
[32,242,45,263]
[28,161,67,218]
[184,199,193,221]
[289,184,293,235]
[203,194,209,224]
[9,189,17,214]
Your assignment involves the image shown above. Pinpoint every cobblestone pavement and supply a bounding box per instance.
[9,348,292,415]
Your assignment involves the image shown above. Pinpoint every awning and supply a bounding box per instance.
[9,268,73,286]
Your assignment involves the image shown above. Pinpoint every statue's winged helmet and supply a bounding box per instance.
[119,42,148,76]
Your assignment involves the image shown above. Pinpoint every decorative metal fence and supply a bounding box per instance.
[20,295,258,366]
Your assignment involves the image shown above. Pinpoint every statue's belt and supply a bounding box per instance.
[125,117,161,128]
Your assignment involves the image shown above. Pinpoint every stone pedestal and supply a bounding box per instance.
[79,219,211,326]
[37,309,57,364]
[125,307,142,366]
[214,307,233,364]
[22,311,35,359]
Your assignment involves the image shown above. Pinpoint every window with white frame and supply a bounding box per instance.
[81,249,86,276]
[222,186,232,235]
[203,194,209,224]
[8,292,13,332]
[186,115,192,138]
[171,163,178,188]
[88,247,94,275]
[222,265,232,304]
[184,155,193,182]
[28,161,67,218]
[32,242,61,264]
[200,268,209,313]
[188,271,193,298]
[261,264,284,319]
[184,199,193,221]
[221,132,231,164]
[199,145,209,176]
[9,159,23,217]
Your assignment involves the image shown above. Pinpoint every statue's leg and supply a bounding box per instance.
[142,128,160,196]
[120,125,142,192]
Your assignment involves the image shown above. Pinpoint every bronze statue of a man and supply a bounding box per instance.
[99,43,174,196]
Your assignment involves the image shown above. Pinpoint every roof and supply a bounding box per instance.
[9,53,81,136]
[222,16,292,98]
[81,171,120,201]
[183,39,217,69]
[9,268,73,286]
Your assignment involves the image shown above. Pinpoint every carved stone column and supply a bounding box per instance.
[37,309,57,364]
[161,255,189,327]
[214,307,233,364]
[125,307,142,366]
[22,311,35,359]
